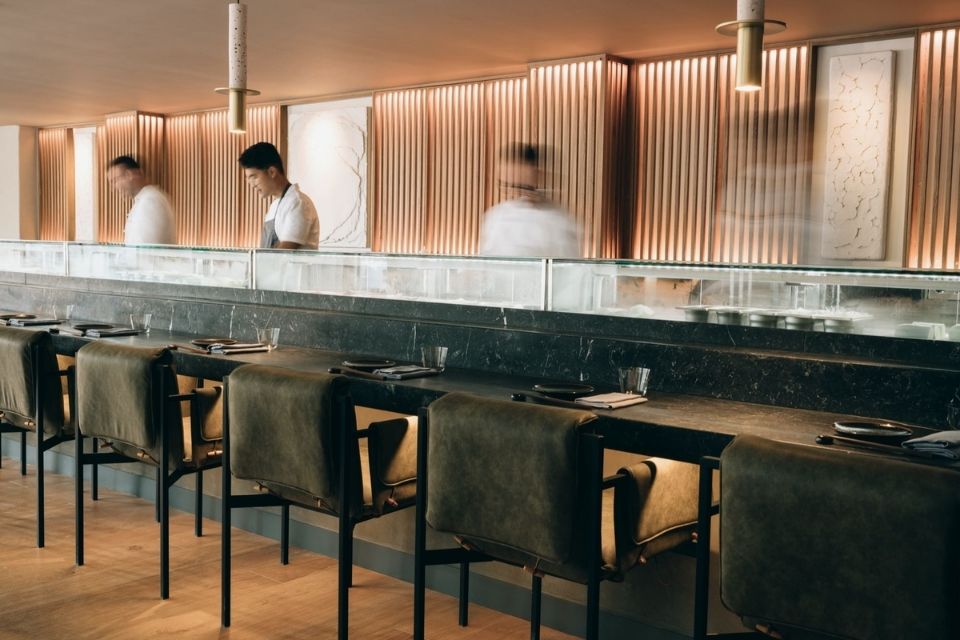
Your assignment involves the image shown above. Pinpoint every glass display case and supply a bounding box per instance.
[67,243,253,289]
[255,250,546,309]
[0,240,66,275]
[550,259,960,340]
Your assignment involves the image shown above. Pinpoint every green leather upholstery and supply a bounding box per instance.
[721,435,960,640]
[227,365,357,514]
[426,392,607,583]
[76,342,185,468]
[0,326,67,435]
[366,415,418,512]
[615,457,701,566]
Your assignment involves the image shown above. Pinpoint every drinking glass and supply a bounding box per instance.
[421,346,448,371]
[257,327,280,350]
[618,366,651,396]
[129,313,152,334]
[65,304,76,321]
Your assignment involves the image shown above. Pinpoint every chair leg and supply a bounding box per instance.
[37,435,45,548]
[160,472,169,600]
[413,408,430,640]
[585,576,600,640]
[221,464,232,627]
[20,431,26,475]
[280,503,290,565]
[91,438,99,501]
[458,560,470,627]
[337,514,353,640]
[694,462,717,640]
[195,470,203,538]
[155,467,161,523]
[531,574,543,640]
[75,431,84,566]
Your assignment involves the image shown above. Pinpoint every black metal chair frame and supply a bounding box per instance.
[74,360,221,600]
[412,404,620,640]
[0,341,84,548]
[693,455,763,640]
[220,376,380,640]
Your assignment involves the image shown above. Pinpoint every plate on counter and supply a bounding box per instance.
[532,382,595,400]
[0,313,35,320]
[71,323,113,331]
[342,358,396,371]
[192,338,237,347]
[834,420,914,438]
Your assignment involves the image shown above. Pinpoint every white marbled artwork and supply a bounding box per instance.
[287,102,369,248]
[820,51,895,260]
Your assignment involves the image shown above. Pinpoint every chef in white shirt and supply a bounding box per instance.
[238,142,320,250]
[107,156,177,245]
[478,144,580,258]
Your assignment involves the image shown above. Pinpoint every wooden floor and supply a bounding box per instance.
[0,456,575,640]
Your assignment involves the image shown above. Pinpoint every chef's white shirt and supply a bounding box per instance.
[478,198,580,258]
[265,184,320,249]
[124,185,177,245]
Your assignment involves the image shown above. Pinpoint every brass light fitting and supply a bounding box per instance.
[214,2,260,134]
[716,0,786,92]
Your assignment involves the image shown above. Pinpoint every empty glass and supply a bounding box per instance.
[65,304,76,320]
[421,346,448,371]
[618,366,651,396]
[129,313,152,334]
[257,327,280,350]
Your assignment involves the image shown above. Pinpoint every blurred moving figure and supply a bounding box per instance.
[107,155,177,245]
[478,144,580,258]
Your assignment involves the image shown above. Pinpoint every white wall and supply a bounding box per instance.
[809,37,915,267]
[73,126,97,242]
[287,97,372,249]
[0,125,38,239]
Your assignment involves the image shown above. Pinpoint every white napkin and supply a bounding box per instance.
[209,342,270,354]
[574,392,648,410]
[902,430,960,459]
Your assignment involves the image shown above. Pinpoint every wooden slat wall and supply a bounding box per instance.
[484,77,530,209]
[714,46,811,264]
[165,105,283,247]
[602,60,630,259]
[908,27,960,269]
[38,128,75,240]
[371,89,428,253]
[631,46,811,264]
[426,83,485,254]
[95,112,137,242]
[530,58,604,258]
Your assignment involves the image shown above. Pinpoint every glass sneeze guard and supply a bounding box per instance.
[0,240,66,276]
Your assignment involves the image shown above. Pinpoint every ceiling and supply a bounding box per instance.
[2,0,958,127]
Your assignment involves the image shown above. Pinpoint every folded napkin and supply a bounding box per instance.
[575,392,648,410]
[8,317,62,327]
[51,326,85,337]
[902,430,960,460]
[85,327,141,337]
[209,342,270,354]
[373,365,440,380]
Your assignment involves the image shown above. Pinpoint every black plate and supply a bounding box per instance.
[343,358,396,371]
[834,420,914,438]
[71,323,113,331]
[192,338,237,347]
[532,382,595,400]
[0,313,35,320]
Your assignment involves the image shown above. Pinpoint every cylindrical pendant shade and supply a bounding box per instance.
[228,3,247,89]
[735,24,764,91]
[229,89,246,134]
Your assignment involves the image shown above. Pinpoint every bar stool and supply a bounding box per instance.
[74,341,223,599]
[220,364,418,639]
[0,327,74,547]
[695,434,960,640]
[414,392,705,640]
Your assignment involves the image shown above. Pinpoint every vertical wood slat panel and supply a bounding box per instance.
[631,46,809,264]
[907,27,960,269]
[163,105,282,247]
[96,113,136,242]
[530,58,611,258]
[38,128,75,241]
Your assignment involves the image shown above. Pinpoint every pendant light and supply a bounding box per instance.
[215,2,260,133]
[716,0,786,92]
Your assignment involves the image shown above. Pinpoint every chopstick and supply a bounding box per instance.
[328,366,385,381]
